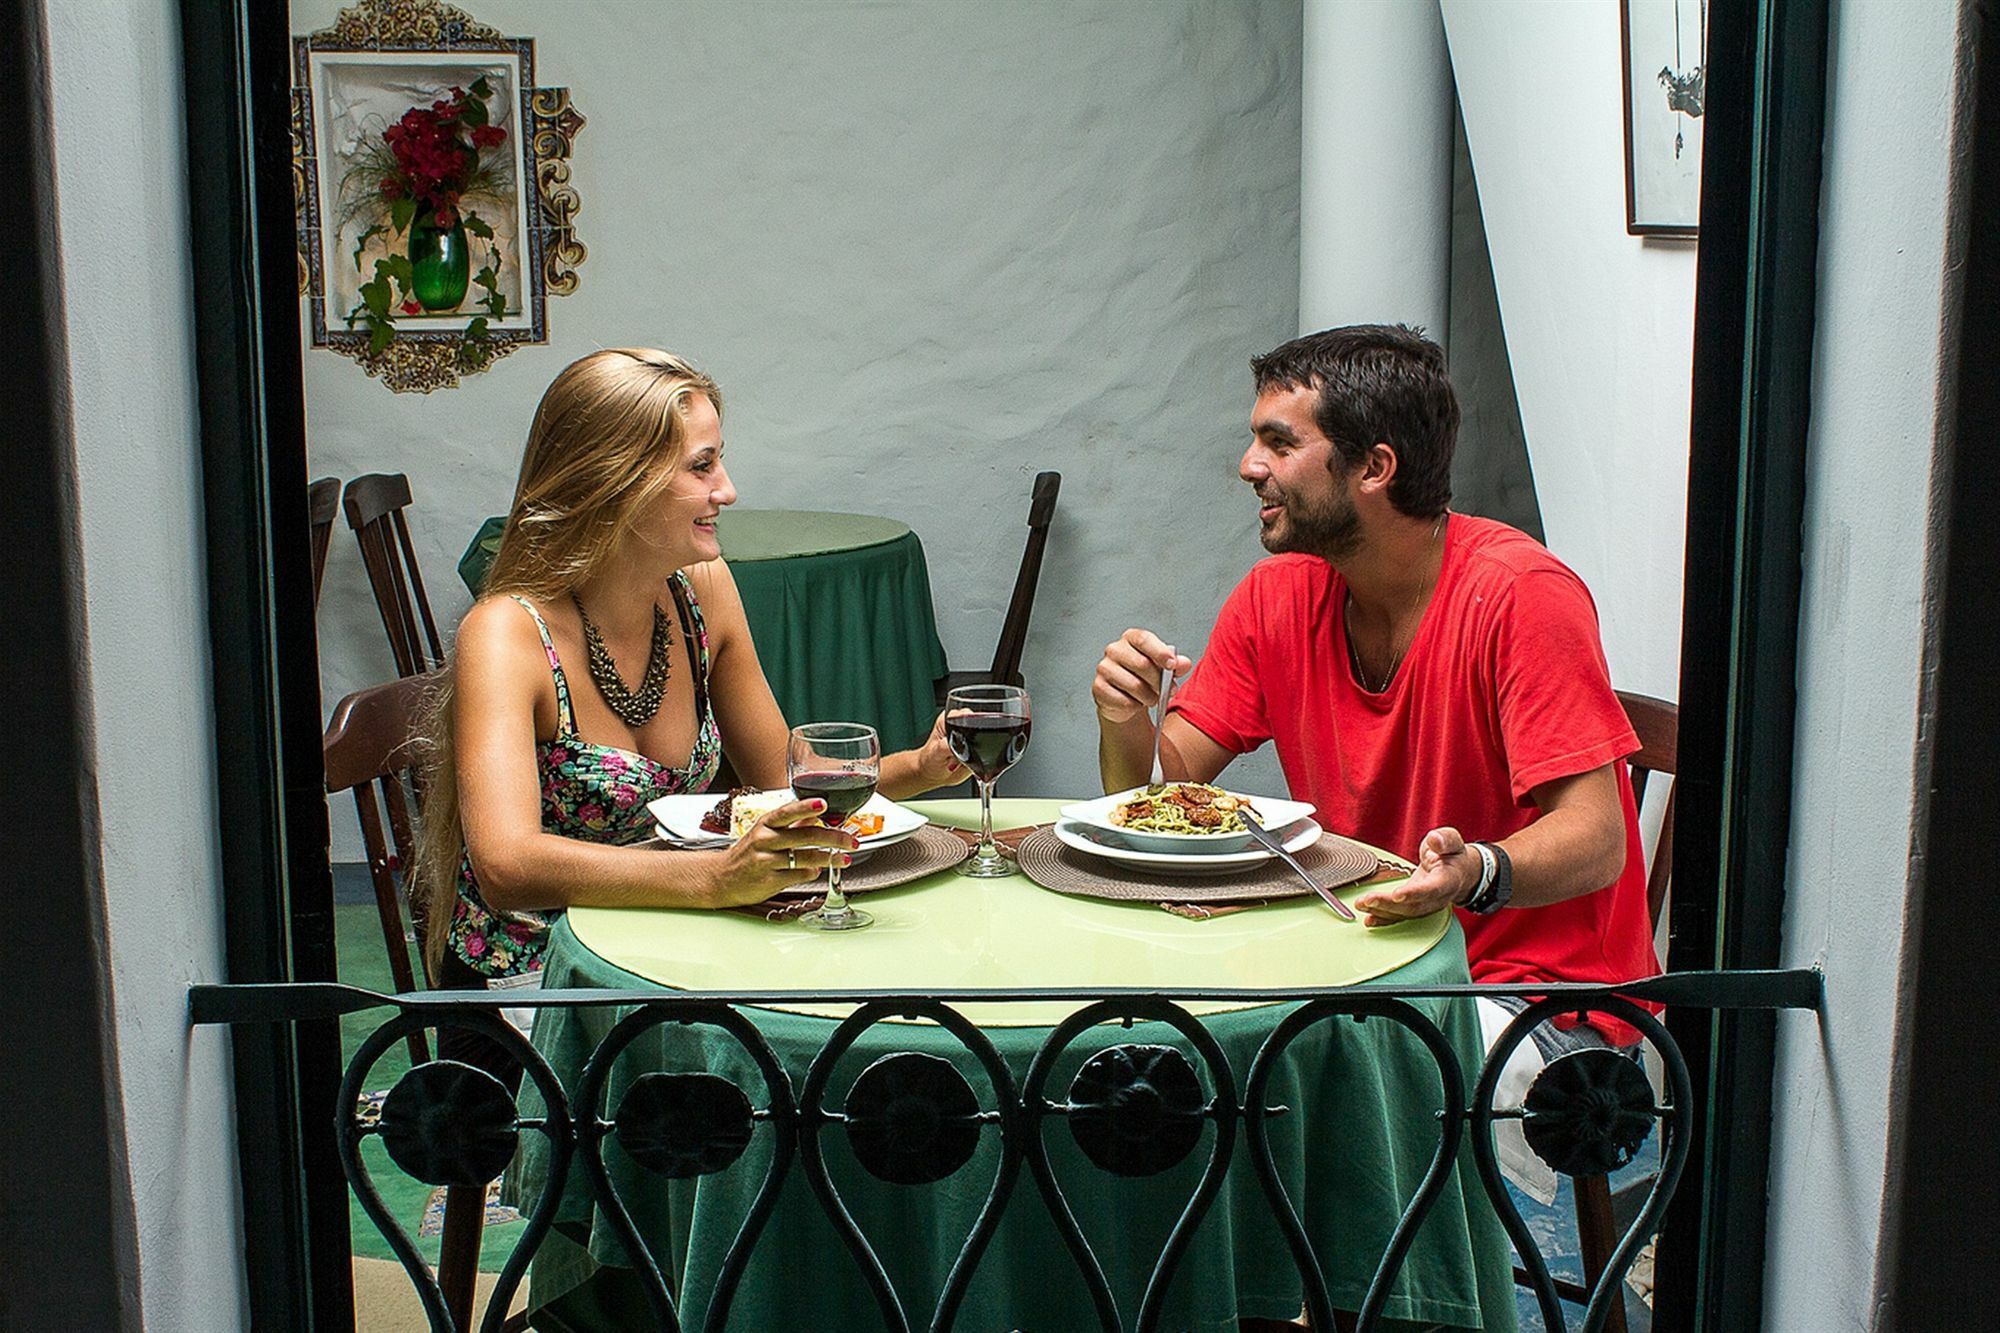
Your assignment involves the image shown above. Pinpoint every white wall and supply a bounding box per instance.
[46,0,247,1328]
[1762,0,1966,1323]
[300,0,1302,859]
[1299,0,1454,339]
[1440,0,1697,700]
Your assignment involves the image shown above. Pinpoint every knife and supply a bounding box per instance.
[1240,807,1357,921]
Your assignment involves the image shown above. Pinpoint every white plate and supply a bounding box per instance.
[1052,817,1323,876]
[646,790,926,850]
[1059,785,1317,853]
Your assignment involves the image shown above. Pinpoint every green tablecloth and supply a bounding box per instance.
[510,800,1516,1332]
[459,511,949,753]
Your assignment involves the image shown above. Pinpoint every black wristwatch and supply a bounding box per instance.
[1463,842,1514,915]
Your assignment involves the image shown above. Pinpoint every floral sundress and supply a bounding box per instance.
[448,576,723,977]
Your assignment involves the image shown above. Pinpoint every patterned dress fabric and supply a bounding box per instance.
[448,578,721,976]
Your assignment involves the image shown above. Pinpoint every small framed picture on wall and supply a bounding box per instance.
[1621,0,1707,236]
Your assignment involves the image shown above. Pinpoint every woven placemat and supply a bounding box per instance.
[1015,826,1383,903]
[737,824,971,919]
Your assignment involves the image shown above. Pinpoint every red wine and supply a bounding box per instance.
[946,713,1032,782]
[791,770,877,824]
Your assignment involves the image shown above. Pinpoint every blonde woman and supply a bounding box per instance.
[414,349,964,1025]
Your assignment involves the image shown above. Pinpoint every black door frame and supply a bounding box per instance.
[1656,0,1829,1327]
[177,1,1832,1328]
[180,0,352,1326]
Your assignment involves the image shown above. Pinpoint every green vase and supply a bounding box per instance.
[408,213,470,312]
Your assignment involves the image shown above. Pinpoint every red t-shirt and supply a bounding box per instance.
[1170,515,1659,1037]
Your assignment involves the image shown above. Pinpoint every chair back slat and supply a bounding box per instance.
[987,470,1061,686]
[344,473,446,677]
[309,476,340,606]
[1615,689,1678,929]
[392,509,447,668]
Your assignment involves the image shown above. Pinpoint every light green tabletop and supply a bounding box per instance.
[567,799,1441,1026]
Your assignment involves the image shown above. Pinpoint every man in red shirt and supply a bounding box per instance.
[1094,325,1659,1047]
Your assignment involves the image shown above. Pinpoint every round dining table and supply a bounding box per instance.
[459,509,949,753]
[508,799,1517,1332]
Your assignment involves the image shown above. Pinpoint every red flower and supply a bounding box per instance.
[401,298,421,315]
[375,83,506,238]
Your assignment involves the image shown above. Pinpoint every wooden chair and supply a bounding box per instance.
[934,470,1061,705]
[309,476,340,606]
[343,472,447,677]
[1525,690,1677,1332]
[322,674,438,1059]
[325,673,509,1329]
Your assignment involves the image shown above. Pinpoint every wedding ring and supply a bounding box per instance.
[786,849,797,870]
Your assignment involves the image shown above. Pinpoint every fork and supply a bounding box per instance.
[1148,647,1178,785]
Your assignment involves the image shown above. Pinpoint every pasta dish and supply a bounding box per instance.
[1109,783,1260,835]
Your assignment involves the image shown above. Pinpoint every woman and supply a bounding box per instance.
[413,348,964,999]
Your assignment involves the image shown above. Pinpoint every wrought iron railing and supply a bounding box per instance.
[191,970,1819,1333]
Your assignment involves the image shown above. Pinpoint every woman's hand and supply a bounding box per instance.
[704,799,860,907]
[879,711,967,798]
[913,711,967,787]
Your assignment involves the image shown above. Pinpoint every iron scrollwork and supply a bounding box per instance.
[190,972,1821,1332]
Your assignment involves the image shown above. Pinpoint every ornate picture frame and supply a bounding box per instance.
[293,0,586,392]
[1620,0,1706,237]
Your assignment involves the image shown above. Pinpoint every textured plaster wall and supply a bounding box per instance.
[1298,0,1453,338]
[46,0,247,1327]
[1440,0,1697,700]
[299,0,1301,857]
[1761,0,1965,1323]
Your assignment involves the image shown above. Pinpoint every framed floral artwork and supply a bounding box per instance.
[293,0,586,391]
[1621,0,1706,237]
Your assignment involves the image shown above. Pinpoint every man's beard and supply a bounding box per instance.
[1258,482,1362,560]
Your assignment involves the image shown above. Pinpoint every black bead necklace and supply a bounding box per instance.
[572,593,673,726]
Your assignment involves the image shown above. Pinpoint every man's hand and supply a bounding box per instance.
[1093,629,1192,724]
[1354,825,1481,927]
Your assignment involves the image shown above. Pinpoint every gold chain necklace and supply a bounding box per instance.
[572,593,673,726]
[1345,513,1447,693]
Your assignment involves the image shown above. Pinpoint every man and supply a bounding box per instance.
[1093,324,1659,1066]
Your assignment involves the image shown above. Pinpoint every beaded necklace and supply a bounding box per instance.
[571,593,673,725]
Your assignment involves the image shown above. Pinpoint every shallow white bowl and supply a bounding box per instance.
[1052,816,1322,876]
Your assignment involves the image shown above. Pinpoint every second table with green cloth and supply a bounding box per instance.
[459,510,949,753]
[511,799,1517,1332]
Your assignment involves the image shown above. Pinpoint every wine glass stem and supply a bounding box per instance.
[977,778,996,855]
[824,855,846,912]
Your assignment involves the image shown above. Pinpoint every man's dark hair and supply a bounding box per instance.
[1249,324,1459,518]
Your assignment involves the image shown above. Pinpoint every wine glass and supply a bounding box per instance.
[945,684,1032,877]
[786,722,881,931]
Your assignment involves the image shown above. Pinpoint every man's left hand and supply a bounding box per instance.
[1354,826,1480,927]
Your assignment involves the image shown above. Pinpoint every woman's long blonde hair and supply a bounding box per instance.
[412,349,723,975]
